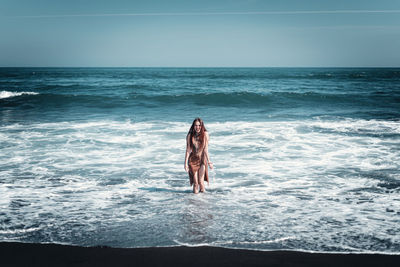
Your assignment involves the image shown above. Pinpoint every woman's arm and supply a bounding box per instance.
[184,134,191,172]
[204,132,213,169]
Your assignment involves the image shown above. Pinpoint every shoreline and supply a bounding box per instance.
[2,242,399,267]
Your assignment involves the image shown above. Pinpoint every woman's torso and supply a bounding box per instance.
[190,135,205,158]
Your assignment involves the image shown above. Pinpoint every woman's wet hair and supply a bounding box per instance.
[188,117,207,147]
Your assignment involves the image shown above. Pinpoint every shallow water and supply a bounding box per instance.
[1,68,399,253]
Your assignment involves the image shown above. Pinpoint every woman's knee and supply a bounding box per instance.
[193,172,199,185]
[198,165,205,179]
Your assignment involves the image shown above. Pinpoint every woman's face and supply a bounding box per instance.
[194,121,201,133]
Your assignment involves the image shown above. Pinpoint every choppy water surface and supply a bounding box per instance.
[0,68,399,253]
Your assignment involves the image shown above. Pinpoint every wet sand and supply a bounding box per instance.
[1,241,398,267]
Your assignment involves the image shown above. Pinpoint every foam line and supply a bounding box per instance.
[0,91,38,99]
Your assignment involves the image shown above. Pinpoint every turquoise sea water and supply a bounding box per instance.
[1,68,399,253]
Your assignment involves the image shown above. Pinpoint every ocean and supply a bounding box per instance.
[1,67,399,253]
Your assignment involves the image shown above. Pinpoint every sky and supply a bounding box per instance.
[0,0,399,67]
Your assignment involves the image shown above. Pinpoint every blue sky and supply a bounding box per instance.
[1,0,399,67]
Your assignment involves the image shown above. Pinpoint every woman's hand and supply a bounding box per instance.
[184,163,189,172]
[208,162,214,169]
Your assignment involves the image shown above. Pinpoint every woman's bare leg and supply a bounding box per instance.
[193,171,199,194]
[198,164,206,193]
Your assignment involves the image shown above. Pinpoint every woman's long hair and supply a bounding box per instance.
[188,117,207,148]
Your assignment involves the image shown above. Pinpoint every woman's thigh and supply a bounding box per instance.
[192,170,199,184]
[198,164,206,182]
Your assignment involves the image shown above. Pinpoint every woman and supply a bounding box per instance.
[184,118,213,193]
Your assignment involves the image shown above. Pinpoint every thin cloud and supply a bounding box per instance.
[5,9,400,18]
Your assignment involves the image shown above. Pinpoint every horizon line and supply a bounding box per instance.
[5,9,400,18]
[1,66,400,69]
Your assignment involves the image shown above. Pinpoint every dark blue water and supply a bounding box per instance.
[1,68,399,253]
[1,68,399,123]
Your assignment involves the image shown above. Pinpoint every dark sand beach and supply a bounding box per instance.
[1,242,399,267]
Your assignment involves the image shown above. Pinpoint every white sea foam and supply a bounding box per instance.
[0,227,42,235]
[0,91,38,99]
[0,118,399,252]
